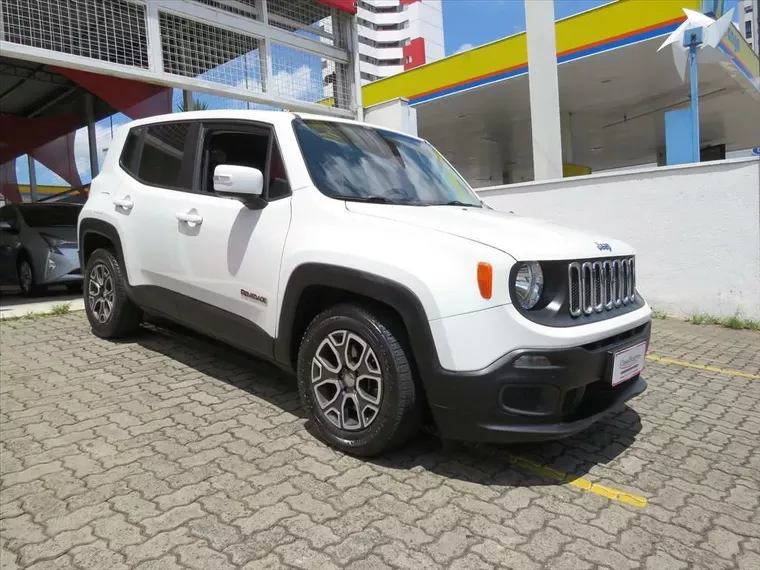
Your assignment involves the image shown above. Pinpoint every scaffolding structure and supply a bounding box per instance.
[0,0,362,117]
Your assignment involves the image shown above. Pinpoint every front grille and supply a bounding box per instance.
[568,257,635,317]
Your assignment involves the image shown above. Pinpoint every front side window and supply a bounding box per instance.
[200,127,290,200]
[18,205,81,227]
[293,119,482,207]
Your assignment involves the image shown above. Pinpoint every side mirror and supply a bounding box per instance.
[213,164,266,209]
[0,220,15,232]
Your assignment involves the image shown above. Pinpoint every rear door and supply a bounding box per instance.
[114,120,198,319]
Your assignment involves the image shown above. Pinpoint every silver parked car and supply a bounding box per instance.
[0,203,83,296]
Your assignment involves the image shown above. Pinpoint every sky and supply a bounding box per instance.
[13,0,745,191]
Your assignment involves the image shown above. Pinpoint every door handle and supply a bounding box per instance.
[175,212,203,225]
[113,198,134,210]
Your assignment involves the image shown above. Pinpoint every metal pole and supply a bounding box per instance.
[689,43,700,162]
[183,90,193,112]
[85,93,99,178]
[27,155,37,203]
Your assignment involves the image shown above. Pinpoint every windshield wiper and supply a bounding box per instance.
[338,195,423,206]
[432,200,481,207]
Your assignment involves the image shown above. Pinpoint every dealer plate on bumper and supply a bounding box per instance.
[611,342,647,386]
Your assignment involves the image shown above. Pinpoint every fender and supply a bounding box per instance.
[78,218,126,270]
[274,263,441,379]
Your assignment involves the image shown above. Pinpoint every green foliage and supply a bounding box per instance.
[176,98,209,112]
[687,312,759,331]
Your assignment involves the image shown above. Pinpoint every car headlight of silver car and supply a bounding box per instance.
[513,261,544,309]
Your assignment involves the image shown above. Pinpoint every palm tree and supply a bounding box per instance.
[176,98,209,112]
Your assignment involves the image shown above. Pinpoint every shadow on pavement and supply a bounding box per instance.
[124,318,643,489]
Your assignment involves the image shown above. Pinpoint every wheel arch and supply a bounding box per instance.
[275,263,439,379]
[78,218,126,271]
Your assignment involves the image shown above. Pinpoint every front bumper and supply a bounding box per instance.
[426,320,651,443]
[39,247,82,285]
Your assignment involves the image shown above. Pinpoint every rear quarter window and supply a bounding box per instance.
[119,128,141,175]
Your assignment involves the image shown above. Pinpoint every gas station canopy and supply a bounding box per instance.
[361,0,760,184]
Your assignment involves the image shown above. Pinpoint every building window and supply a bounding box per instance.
[747,20,753,38]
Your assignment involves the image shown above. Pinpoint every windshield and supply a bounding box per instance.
[18,205,81,227]
[293,119,482,207]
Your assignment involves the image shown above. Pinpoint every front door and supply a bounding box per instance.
[173,122,293,358]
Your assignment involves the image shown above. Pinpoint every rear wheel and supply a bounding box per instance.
[297,304,422,456]
[17,257,40,297]
[84,248,142,338]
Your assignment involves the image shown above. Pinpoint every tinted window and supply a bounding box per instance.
[120,129,141,174]
[138,122,191,190]
[18,205,82,227]
[292,119,481,207]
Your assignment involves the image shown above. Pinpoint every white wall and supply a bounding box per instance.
[477,158,760,319]
[364,98,418,136]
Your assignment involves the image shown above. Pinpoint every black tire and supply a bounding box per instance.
[297,303,422,457]
[84,247,142,338]
[17,255,40,297]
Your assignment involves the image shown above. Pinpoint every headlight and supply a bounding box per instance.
[514,261,544,309]
[40,233,67,254]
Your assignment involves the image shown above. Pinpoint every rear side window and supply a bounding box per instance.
[138,123,192,190]
[120,129,141,174]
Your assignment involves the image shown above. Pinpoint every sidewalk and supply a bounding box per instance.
[0,287,85,319]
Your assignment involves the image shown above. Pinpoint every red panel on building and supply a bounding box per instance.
[403,37,427,70]
[316,0,357,14]
[400,0,420,5]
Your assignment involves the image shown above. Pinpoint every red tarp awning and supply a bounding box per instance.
[316,0,357,14]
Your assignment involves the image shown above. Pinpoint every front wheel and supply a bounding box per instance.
[17,257,40,297]
[297,304,422,456]
[84,248,143,338]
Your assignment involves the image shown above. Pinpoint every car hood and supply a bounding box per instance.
[32,226,78,244]
[344,203,634,260]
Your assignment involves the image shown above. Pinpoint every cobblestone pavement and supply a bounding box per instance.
[1,314,759,570]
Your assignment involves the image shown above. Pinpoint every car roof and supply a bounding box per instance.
[120,109,425,143]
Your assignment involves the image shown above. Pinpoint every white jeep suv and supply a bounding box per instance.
[78,110,652,456]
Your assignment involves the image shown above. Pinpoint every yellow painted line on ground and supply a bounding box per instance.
[646,355,760,380]
[505,453,648,508]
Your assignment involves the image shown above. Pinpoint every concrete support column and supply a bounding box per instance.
[183,90,193,111]
[85,93,99,179]
[364,98,417,136]
[27,155,37,203]
[257,0,274,97]
[525,0,563,180]
[332,13,352,112]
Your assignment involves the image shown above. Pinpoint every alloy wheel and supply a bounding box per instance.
[310,330,384,431]
[87,262,114,324]
[19,261,32,293]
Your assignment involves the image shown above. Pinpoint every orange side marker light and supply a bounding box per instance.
[477,262,493,299]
